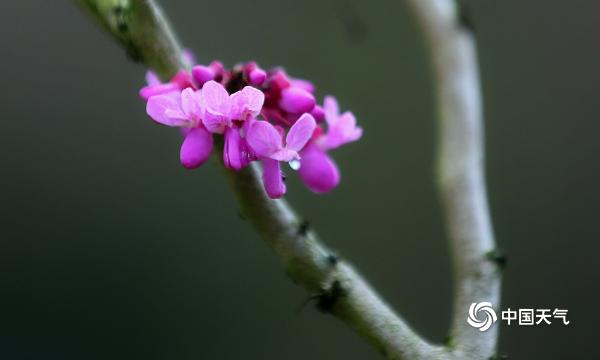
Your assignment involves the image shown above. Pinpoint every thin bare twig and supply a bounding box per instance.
[406,0,502,357]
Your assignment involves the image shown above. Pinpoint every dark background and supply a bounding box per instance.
[1,0,598,359]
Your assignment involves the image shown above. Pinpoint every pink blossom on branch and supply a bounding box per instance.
[298,96,362,193]
[146,88,213,169]
[139,70,193,100]
[140,58,362,198]
[247,114,316,198]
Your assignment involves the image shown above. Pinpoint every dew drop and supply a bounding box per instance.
[289,159,301,171]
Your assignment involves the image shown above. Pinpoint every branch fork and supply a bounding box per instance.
[76,0,502,358]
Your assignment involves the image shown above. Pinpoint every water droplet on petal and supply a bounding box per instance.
[289,159,301,171]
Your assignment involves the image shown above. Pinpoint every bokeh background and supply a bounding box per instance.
[1,0,598,359]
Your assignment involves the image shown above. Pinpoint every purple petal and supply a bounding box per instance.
[279,87,316,114]
[322,111,363,150]
[270,149,298,162]
[201,81,231,133]
[298,144,340,193]
[180,127,213,169]
[202,80,230,112]
[180,88,203,121]
[223,128,243,170]
[338,112,363,140]
[139,83,179,100]
[290,78,315,93]
[262,158,286,199]
[229,86,265,120]
[182,49,197,67]
[323,95,340,126]
[202,113,230,134]
[286,113,316,152]
[246,120,284,158]
[192,65,215,86]
[311,105,325,122]
[170,71,194,90]
[146,93,190,127]
[249,69,267,86]
[209,61,225,77]
[145,71,161,86]
[242,87,264,112]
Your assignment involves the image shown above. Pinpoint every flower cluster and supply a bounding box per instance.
[141,59,362,199]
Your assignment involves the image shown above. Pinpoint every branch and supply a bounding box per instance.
[406,0,502,357]
[76,0,443,358]
[224,164,444,359]
[77,0,187,78]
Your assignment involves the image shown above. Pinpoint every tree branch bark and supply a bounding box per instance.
[224,164,443,359]
[76,0,187,78]
[76,0,501,359]
[406,0,502,358]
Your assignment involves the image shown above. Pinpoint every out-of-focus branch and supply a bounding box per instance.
[76,1,444,358]
[406,0,502,358]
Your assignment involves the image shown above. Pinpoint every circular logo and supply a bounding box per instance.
[467,302,497,332]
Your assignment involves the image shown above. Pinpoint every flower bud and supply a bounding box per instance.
[279,87,316,114]
[311,105,325,122]
[249,68,267,86]
[192,65,215,86]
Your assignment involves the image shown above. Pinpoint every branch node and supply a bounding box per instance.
[296,220,310,237]
[485,248,508,270]
[456,0,475,32]
[316,280,346,313]
[326,252,339,266]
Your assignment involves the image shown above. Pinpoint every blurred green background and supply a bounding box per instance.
[0,0,598,358]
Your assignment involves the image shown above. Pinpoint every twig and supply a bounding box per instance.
[76,0,187,78]
[406,0,502,357]
[224,164,443,359]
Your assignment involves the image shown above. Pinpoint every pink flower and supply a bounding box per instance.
[247,113,316,162]
[192,61,225,86]
[180,128,214,169]
[146,88,213,169]
[139,49,197,100]
[201,81,264,134]
[279,87,315,114]
[297,143,340,193]
[298,96,362,193]
[139,70,193,100]
[262,70,317,126]
[243,62,267,86]
[319,96,363,150]
[261,158,287,199]
[229,86,265,122]
[247,114,316,198]
[199,81,264,171]
[146,80,266,171]
[139,58,363,199]
[146,88,202,127]
[223,127,245,170]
